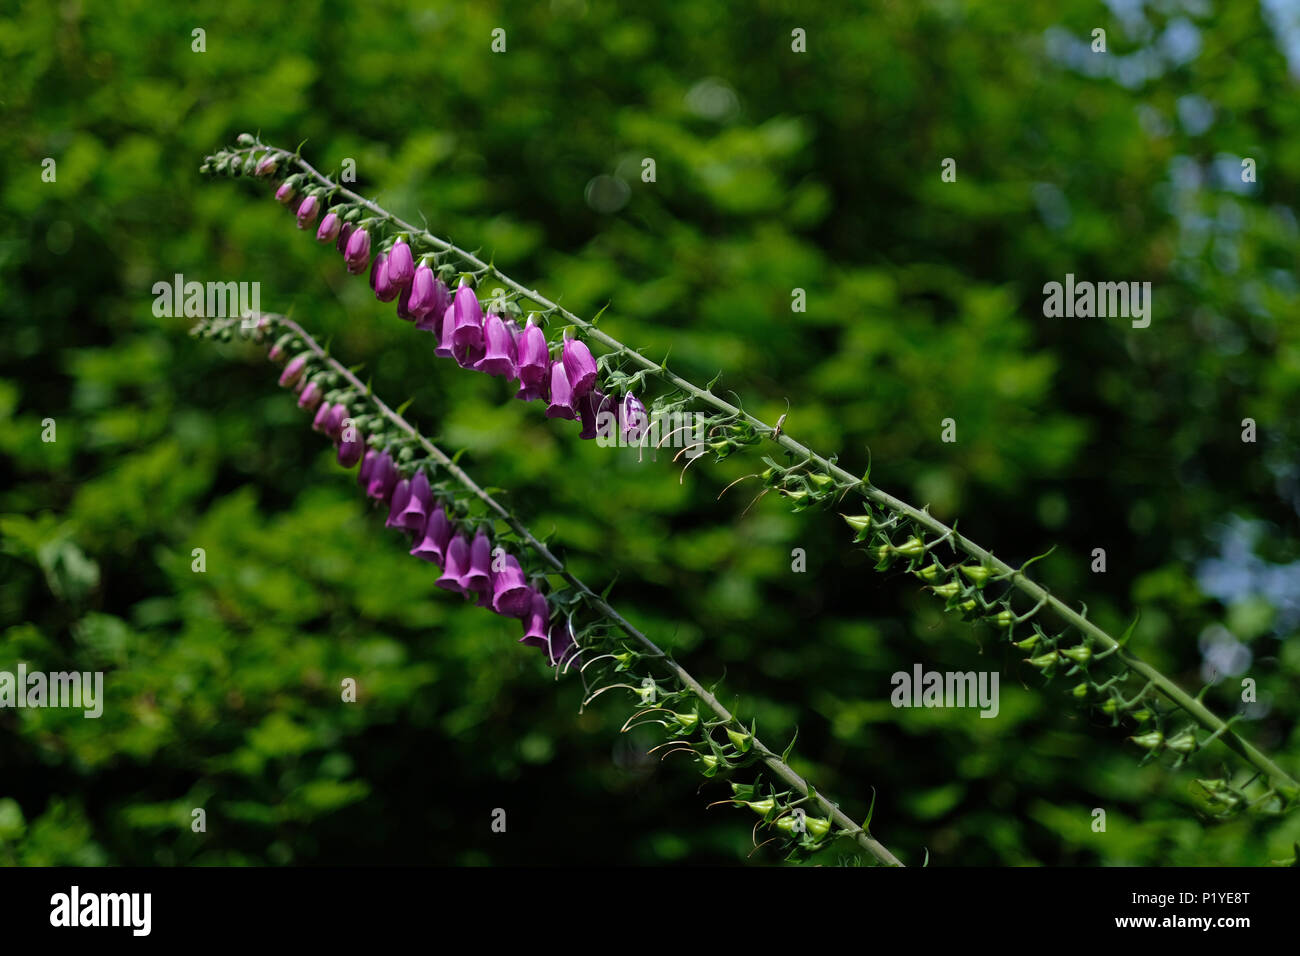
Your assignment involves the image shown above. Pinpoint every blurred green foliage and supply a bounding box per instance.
[2,0,1299,865]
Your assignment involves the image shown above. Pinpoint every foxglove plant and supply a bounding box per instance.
[195,310,902,865]
[205,136,1299,838]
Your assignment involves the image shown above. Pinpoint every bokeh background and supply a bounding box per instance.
[2,0,1299,865]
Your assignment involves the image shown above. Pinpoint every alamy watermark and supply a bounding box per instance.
[890,664,999,718]
[152,273,260,320]
[0,664,104,718]
[1042,273,1151,328]
[596,410,707,459]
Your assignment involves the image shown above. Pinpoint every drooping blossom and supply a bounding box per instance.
[462,530,493,599]
[451,283,484,350]
[344,227,371,275]
[519,590,550,649]
[414,274,452,333]
[366,451,398,502]
[386,238,414,288]
[545,360,579,420]
[316,212,341,243]
[278,354,308,388]
[622,393,648,442]
[296,195,320,229]
[490,553,531,617]
[474,313,518,378]
[561,338,598,398]
[337,430,365,468]
[397,470,431,532]
[297,380,323,412]
[275,182,296,205]
[370,252,398,302]
[435,534,471,594]
[516,319,549,387]
[385,478,412,528]
[410,507,453,565]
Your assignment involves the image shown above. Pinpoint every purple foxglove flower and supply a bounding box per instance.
[577,387,605,440]
[516,319,549,386]
[297,380,323,412]
[562,338,598,398]
[357,449,378,491]
[519,590,550,649]
[490,554,531,617]
[473,313,518,378]
[385,478,412,528]
[594,391,620,442]
[296,195,320,229]
[254,154,278,177]
[366,451,398,502]
[311,399,333,432]
[386,239,414,288]
[622,393,648,442]
[278,354,308,388]
[451,283,484,350]
[337,432,365,468]
[274,182,296,205]
[462,530,492,598]
[397,470,431,531]
[410,507,453,565]
[344,227,371,275]
[435,534,471,593]
[434,303,456,358]
[402,263,436,322]
[547,618,577,667]
[336,221,355,254]
[324,403,349,440]
[545,360,579,420]
[415,276,453,333]
[515,380,549,403]
[370,253,398,302]
[268,342,286,363]
[316,211,341,243]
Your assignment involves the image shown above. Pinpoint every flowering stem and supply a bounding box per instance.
[223,143,1298,800]
[202,311,903,866]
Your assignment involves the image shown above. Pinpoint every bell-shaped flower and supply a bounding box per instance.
[519,590,550,649]
[386,238,414,287]
[316,211,341,243]
[435,534,471,594]
[385,478,412,528]
[336,221,355,254]
[274,182,296,205]
[490,553,532,617]
[462,529,493,598]
[337,432,365,468]
[403,263,438,323]
[410,507,453,565]
[297,380,323,412]
[370,252,398,302]
[366,451,398,502]
[278,354,308,388]
[344,227,371,275]
[311,400,333,432]
[545,361,579,420]
[516,319,550,386]
[451,283,484,350]
[322,403,348,441]
[562,339,598,398]
[397,470,431,531]
[473,313,518,378]
[296,194,320,229]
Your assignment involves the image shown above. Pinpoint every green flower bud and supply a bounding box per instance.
[992,609,1015,627]
[1060,644,1092,664]
[236,133,256,146]
[726,727,752,752]
[1132,708,1153,723]
[1166,730,1198,754]
[1027,651,1060,669]
[1014,634,1041,651]
[896,536,926,557]
[744,798,775,816]
[805,816,832,839]
[958,565,992,586]
[918,562,943,582]
[930,581,961,600]
[1130,731,1164,751]
[1100,697,1119,714]
[1071,681,1090,699]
